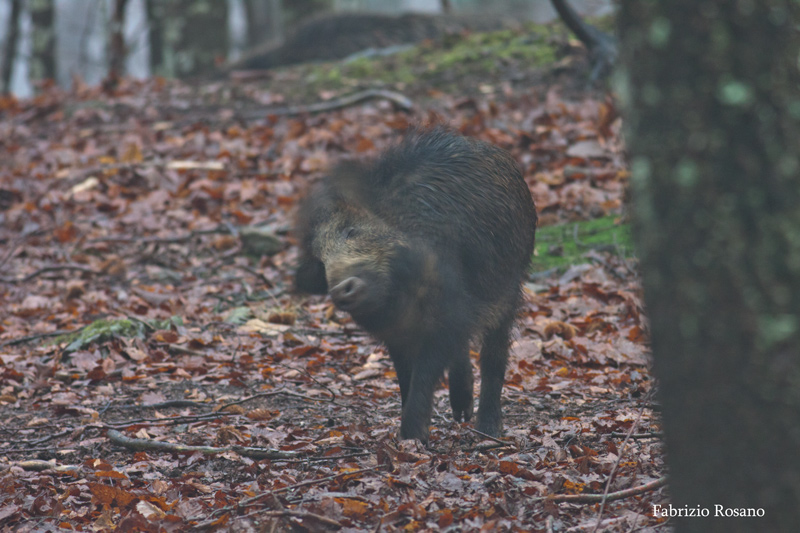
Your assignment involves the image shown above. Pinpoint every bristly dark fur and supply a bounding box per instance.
[295,126,537,442]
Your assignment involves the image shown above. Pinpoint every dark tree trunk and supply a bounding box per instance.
[145,0,165,76]
[618,1,800,531]
[29,0,56,82]
[108,0,130,86]
[1,0,22,94]
[551,0,616,80]
[146,0,228,78]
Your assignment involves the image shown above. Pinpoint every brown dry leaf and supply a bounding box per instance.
[240,319,291,336]
[120,142,143,163]
[54,221,80,243]
[99,255,127,279]
[336,498,369,519]
[152,329,179,343]
[217,425,246,445]
[89,482,136,508]
[246,408,273,421]
[220,404,246,415]
[544,321,578,340]
[92,508,116,531]
[136,500,166,520]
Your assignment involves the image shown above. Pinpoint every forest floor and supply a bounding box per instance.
[0,21,668,532]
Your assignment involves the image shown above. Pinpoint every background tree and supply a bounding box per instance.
[618,1,800,531]
[551,0,616,80]
[245,0,283,49]
[107,0,130,87]
[146,0,228,78]
[1,0,22,94]
[29,0,55,83]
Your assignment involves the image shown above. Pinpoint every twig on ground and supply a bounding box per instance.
[194,466,380,523]
[0,264,99,284]
[88,225,230,245]
[274,452,372,464]
[1,460,82,473]
[106,429,298,460]
[216,389,287,410]
[0,329,76,348]
[237,466,379,507]
[466,427,508,446]
[592,408,645,533]
[610,431,662,439]
[545,476,669,504]
[240,509,342,528]
[241,89,414,118]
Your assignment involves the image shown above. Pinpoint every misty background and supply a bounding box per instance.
[0,0,612,97]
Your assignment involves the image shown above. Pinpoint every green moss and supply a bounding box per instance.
[292,21,566,99]
[531,216,634,272]
[56,316,184,352]
[57,318,147,353]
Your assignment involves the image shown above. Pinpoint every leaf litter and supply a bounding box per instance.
[0,75,666,531]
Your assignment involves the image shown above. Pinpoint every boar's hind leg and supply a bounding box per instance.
[400,336,468,443]
[476,315,514,437]
[448,351,474,422]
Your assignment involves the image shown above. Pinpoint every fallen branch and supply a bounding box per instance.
[88,226,229,244]
[592,408,644,532]
[241,89,414,118]
[194,466,379,523]
[107,429,298,460]
[237,467,378,508]
[0,329,76,348]
[546,476,669,503]
[551,0,617,80]
[0,264,99,284]
[1,460,82,473]
[466,427,509,447]
[610,431,662,439]
[246,509,342,528]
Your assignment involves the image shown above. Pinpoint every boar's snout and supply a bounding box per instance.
[329,276,367,311]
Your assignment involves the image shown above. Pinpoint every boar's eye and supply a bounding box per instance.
[343,227,357,240]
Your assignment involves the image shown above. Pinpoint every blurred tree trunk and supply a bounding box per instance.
[146,0,228,77]
[108,0,130,85]
[145,0,165,76]
[245,0,283,48]
[618,1,800,531]
[29,0,56,83]
[551,0,616,80]
[1,0,22,94]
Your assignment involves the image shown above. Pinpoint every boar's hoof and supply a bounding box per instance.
[330,277,367,311]
[400,421,430,445]
[475,416,503,438]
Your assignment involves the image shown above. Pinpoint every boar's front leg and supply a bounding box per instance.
[448,350,474,423]
[400,334,468,443]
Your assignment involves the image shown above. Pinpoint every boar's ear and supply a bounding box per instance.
[295,258,328,294]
